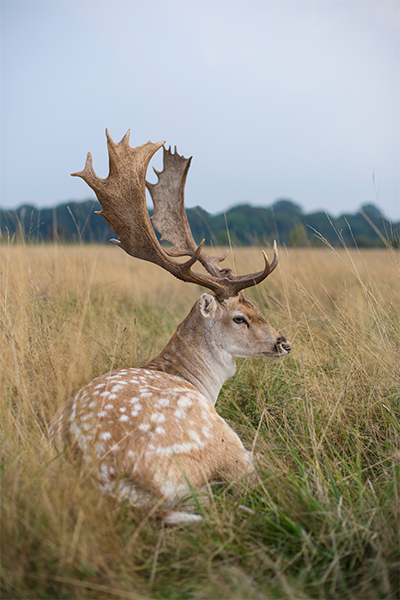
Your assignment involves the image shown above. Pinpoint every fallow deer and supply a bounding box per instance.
[48,130,291,525]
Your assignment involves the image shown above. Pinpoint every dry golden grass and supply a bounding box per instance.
[1,241,399,599]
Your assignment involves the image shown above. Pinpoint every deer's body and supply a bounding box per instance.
[48,131,290,524]
[49,368,253,513]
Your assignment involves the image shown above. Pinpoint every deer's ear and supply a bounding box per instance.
[199,293,218,318]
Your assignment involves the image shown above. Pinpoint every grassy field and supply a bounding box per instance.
[1,241,399,599]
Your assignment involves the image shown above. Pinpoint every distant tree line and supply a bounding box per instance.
[0,199,398,248]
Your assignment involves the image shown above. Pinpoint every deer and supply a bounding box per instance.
[48,130,291,526]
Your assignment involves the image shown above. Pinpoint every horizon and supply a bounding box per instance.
[1,196,397,224]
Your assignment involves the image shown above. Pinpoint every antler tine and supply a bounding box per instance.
[223,242,279,297]
[106,128,131,178]
[71,151,104,191]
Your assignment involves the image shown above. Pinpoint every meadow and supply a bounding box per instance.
[1,240,399,599]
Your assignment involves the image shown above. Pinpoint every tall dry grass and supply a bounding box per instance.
[1,241,399,599]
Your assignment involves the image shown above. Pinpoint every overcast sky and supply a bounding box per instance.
[1,1,399,220]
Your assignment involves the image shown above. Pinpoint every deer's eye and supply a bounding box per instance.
[233,316,247,325]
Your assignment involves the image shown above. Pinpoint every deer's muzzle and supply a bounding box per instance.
[275,337,291,355]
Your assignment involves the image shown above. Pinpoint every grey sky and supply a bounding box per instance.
[1,1,399,219]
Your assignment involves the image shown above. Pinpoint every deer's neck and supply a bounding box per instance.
[143,311,235,406]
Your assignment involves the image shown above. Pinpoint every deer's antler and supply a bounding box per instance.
[72,130,278,299]
[147,146,230,278]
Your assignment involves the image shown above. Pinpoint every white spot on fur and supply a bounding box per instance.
[175,408,185,419]
[202,426,211,437]
[119,414,129,422]
[101,431,111,440]
[177,398,192,408]
[156,398,170,407]
[189,430,202,444]
[70,422,81,439]
[153,442,197,456]
[151,412,166,423]
[112,384,126,392]
[99,463,109,477]
[138,423,150,431]
[155,426,166,435]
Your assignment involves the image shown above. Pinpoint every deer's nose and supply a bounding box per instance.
[276,337,291,355]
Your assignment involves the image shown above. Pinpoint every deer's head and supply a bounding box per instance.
[72,130,290,361]
[197,292,290,359]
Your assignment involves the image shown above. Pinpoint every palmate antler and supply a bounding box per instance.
[147,146,231,278]
[72,130,278,300]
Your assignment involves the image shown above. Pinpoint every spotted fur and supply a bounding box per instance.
[49,368,253,509]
